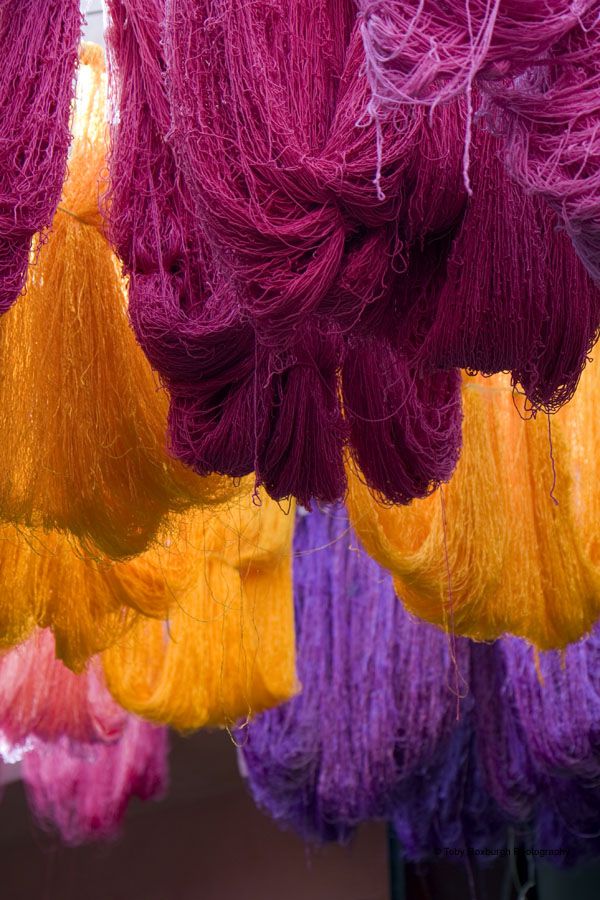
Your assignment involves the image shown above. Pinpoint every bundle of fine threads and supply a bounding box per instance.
[360,1,600,283]
[240,504,467,842]
[391,715,509,863]
[0,43,236,561]
[0,630,126,757]
[418,125,600,413]
[0,0,81,314]
[473,634,600,866]
[107,0,466,507]
[22,719,168,845]
[347,370,600,649]
[102,493,298,730]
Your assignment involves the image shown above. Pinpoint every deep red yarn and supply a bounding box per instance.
[106,0,465,505]
[420,126,600,412]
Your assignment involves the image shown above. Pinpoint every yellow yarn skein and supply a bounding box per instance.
[347,371,600,649]
[102,493,298,730]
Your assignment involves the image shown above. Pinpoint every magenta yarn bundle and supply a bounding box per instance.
[486,16,600,283]
[359,0,593,109]
[22,719,168,845]
[0,631,127,757]
[240,504,468,842]
[0,630,167,846]
[0,0,81,314]
[359,0,600,408]
[106,0,467,506]
[418,126,600,411]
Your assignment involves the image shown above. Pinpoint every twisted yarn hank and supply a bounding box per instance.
[419,124,600,413]
[0,0,81,314]
[359,0,591,109]
[360,1,600,284]
[107,0,465,505]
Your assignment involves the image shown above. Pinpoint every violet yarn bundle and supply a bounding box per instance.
[534,780,600,868]
[22,719,168,845]
[240,504,467,841]
[471,641,538,824]
[0,0,81,314]
[502,626,600,782]
[392,716,509,863]
[106,0,467,505]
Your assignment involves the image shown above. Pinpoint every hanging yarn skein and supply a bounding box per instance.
[0,479,296,682]
[0,42,236,560]
[418,125,600,412]
[107,0,466,506]
[0,0,81,314]
[103,492,297,730]
[392,714,509,863]
[347,369,600,649]
[0,630,126,758]
[472,634,600,867]
[240,504,467,842]
[22,719,168,845]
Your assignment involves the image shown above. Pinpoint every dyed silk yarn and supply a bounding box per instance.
[107,0,465,506]
[240,503,466,841]
[22,719,167,845]
[102,496,297,730]
[0,630,126,757]
[0,0,81,314]
[347,369,600,649]
[0,43,236,560]
[360,1,600,284]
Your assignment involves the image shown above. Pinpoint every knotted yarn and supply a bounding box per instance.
[240,504,467,842]
[0,42,236,560]
[0,0,81,314]
[22,719,168,845]
[106,0,466,506]
[102,493,297,730]
[347,369,600,649]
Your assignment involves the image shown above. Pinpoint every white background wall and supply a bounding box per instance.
[82,0,104,46]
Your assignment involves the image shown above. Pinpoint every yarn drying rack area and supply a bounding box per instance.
[0,2,600,899]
